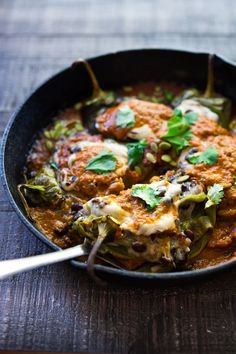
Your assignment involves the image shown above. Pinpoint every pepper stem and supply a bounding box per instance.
[87,222,109,285]
[204,54,215,98]
[77,58,106,99]
[17,185,32,218]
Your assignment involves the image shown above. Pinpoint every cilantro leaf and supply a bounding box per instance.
[116,105,135,128]
[205,184,224,209]
[127,140,148,167]
[184,112,199,125]
[164,115,189,138]
[131,185,163,209]
[164,130,192,152]
[173,108,183,117]
[188,146,218,166]
[86,150,117,174]
[161,110,198,152]
[164,90,174,102]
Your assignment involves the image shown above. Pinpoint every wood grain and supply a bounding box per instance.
[1,1,236,353]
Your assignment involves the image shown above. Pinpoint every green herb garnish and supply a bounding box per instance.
[131,185,163,209]
[161,109,198,152]
[85,150,117,174]
[50,162,59,170]
[116,105,135,128]
[127,140,148,167]
[188,146,218,166]
[205,184,224,209]
[184,112,199,125]
[234,176,236,185]
[164,90,174,102]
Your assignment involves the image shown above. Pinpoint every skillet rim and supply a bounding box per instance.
[1,48,236,282]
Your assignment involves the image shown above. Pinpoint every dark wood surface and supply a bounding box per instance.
[1,1,236,353]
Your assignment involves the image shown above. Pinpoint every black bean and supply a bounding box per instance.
[99,201,107,209]
[180,203,190,210]
[189,147,198,154]
[178,161,187,169]
[157,186,166,197]
[132,241,147,253]
[151,234,156,241]
[71,175,78,182]
[73,210,83,221]
[190,180,197,187]
[171,247,177,257]
[157,189,166,197]
[71,202,83,212]
[181,183,189,192]
[185,148,199,161]
[184,229,194,241]
[157,166,170,175]
[124,230,133,238]
[168,175,176,182]
[184,155,189,162]
[70,145,81,153]
[178,169,186,176]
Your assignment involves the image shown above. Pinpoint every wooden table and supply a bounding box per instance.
[1,1,236,353]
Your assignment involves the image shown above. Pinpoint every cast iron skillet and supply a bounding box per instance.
[2,49,236,285]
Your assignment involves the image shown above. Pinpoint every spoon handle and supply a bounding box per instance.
[0,245,86,280]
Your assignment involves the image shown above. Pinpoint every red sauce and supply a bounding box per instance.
[23,81,236,271]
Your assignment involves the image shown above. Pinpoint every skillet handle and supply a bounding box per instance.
[0,245,86,280]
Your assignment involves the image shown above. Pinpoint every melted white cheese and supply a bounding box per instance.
[149,180,181,201]
[177,99,219,121]
[85,198,129,221]
[127,124,155,140]
[137,213,176,235]
[84,183,179,236]
[74,140,128,164]
[164,183,182,201]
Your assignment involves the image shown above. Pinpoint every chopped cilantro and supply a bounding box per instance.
[116,105,135,128]
[184,112,199,125]
[127,140,148,167]
[131,185,163,209]
[164,90,174,102]
[164,131,192,151]
[173,108,182,117]
[188,146,218,166]
[161,109,198,152]
[85,150,117,174]
[205,184,224,209]
[50,162,59,170]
